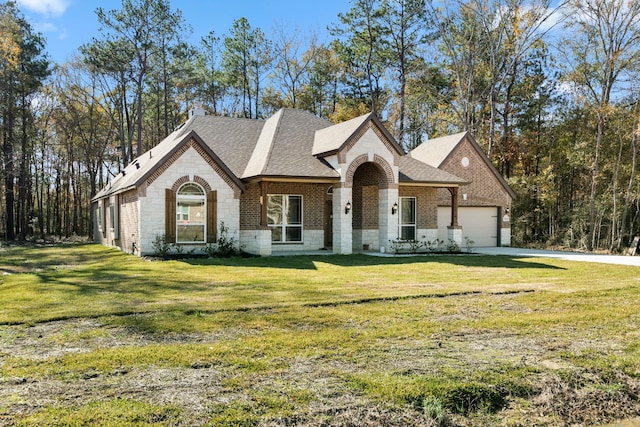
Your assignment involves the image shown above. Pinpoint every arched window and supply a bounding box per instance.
[176,183,205,243]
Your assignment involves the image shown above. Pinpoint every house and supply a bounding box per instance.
[409,131,516,247]
[92,108,513,256]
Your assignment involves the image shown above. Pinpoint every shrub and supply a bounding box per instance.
[203,222,243,257]
[152,234,172,259]
[464,236,475,253]
[446,239,460,252]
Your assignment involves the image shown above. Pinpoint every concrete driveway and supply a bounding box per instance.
[475,247,640,267]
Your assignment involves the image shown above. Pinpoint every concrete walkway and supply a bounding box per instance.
[475,247,640,267]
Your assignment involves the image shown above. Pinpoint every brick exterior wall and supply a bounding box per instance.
[400,186,438,229]
[240,183,262,230]
[239,181,332,252]
[353,162,384,230]
[437,137,511,208]
[93,193,138,253]
[437,136,512,230]
[240,182,329,231]
[118,190,139,254]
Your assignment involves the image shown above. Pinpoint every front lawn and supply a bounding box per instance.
[1,243,639,426]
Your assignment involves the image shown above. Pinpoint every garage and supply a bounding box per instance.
[438,206,499,247]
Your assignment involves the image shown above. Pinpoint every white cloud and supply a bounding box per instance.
[34,21,58,32]
[17,0,70,17]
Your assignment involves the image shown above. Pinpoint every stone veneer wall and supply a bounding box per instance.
[139,146,240,256]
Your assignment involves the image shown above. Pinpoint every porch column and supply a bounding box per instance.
[447,187,462,247]
[449,187,459,227]
[333,185,353,255]
[251,181,271,256]
[379,186,399,253]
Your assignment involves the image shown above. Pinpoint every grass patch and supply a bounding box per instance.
[12,398,182,426]
[2,244,640,426]
[343,363,535,415]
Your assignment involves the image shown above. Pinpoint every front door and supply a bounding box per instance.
[324,200,333,249]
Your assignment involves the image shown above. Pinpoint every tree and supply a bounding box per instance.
[51,60,114,236]
[0,1,49,240]
[379,0,429,148]
[271,25,317,109]
[429,0,560,155]
[89,0,184,159]
[299,45,341,119]
[196,31,227,115]
[222,18,273,118]
[561,0,640,250]
[330,0,389,117]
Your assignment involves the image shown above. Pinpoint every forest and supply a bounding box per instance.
[1,0,640,252]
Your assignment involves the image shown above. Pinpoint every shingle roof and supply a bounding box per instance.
[93,109,472,202]
[245,109,339,179]
[409,131,468,167]
[312,113,371,156]
[93,115,262,201]
[399,155,468,185]
[408,130,515,198]
[182,115,264,177]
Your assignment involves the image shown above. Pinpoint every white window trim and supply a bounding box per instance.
[97,205,103,232]
[268,194,304,244]
[399,196,417,241]
[176,183,206,244]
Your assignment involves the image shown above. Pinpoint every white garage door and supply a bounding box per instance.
[438,207,499,247]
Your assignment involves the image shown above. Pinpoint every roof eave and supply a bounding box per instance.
[139,130,246,192]
[313,149,339,159]
[399,180,470,187]
[242,174,340,184]
[91,184,138,202]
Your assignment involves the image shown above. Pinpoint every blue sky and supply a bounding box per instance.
[16,0,350,64]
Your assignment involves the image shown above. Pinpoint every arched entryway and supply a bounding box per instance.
[352,162,385,251]
[332,154,398,254]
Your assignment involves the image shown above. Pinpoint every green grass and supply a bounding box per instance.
[13,399,182,426]
[1,243,640,426]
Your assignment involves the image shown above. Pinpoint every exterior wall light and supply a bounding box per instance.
[345,201,351,214]
[392,202,398,215]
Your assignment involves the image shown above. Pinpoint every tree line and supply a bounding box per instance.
[2,0,640,252]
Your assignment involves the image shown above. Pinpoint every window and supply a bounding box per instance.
[109,204,115,230]
[399,197,416,240]
[267,195,303,243]
[176,183,205,243]
[97,205,102,231]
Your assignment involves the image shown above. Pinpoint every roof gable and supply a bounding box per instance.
[313,113,404,158]
[409,131,467,167]
[92,130,244,201]
[409,131,515,199]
